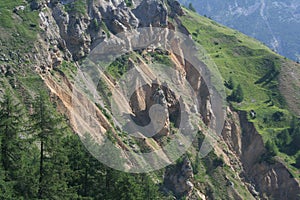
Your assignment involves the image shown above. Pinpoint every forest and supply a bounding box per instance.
[0,90,163,199]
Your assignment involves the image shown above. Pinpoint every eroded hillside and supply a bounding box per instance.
[0,0,299,199]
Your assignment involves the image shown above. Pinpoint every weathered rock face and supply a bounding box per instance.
[164,157,194,197]
[51,3,92,60]
[129,81,180,138]
[222,109,300,199]
[238,111,300,199]
[34,0,170,62]
[168,0,184,17]
[133,0,168,27]
[222,107,242,156]
[98,2,139,34]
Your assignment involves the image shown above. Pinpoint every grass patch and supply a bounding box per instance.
[125,0,133,7]
[149,50,173,67]
[180,8,298,175]
[56,60,78,80]
[0,0,39,55]
[64,0,86,16]
[106,54,131,80]
[101,21,110,38]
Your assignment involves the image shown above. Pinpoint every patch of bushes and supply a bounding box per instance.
[224,76,234,90]
[188,3,196,12]
[149,51,173,67]
[107,54,131,79]
[125,0,133,7]
[260,140,278,164]
[100,21,110,38]
[227,84,244,103]
[294,154,300,169]
[276,116,300,156]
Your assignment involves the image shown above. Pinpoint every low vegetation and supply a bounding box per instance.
[180,8,300,173]
[64,0,87,16]
[0,0,39,55]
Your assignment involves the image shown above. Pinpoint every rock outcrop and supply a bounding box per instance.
[222,108,300,199]
[238,111,300,199]
[133,0,168,27]
[164,157,194,197]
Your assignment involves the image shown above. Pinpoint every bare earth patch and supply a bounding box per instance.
[279,60,300,116]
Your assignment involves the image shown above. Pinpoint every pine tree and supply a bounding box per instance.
[0,91,22,174]
[32,92,76,199]
[141,174,161,200]
[228,84,244,103]
[225,77,235,90]
[188,3,196,12]
[265,140,278,157]
[0,157,14,200]
[64,134,106,199]
[295,154,300,169]
[289,116,300,154]
[0,90,29,198]
[0,90,40,199]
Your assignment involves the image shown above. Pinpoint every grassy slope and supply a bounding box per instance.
[0,0,39,52]
[0,0,42,105]
[180,9,299,176]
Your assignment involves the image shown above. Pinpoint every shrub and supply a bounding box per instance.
[224,76,234,89]
[227,84,244,103]
[188,3,196,12]
[294,154,300,168]
[272,111,284,122]
[265,140,278,157]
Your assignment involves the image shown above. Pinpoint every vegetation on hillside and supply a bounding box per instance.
[0,0,39,54]
[0,88,163,199]
[0,1,299,199]
[180,8,300,175]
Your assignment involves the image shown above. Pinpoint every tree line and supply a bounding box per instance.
[0,90,162,199]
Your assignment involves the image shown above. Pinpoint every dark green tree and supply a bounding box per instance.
[0,90,38,199]
[294,154,300,169]
[228,84,244,103]
[265,140,278,157]
[225,77,235,90]
[64,134,107,199]
[277,129,292,148]
[32,92,76,199]
[0,152,14,200]
[141,174,162,200]
[288,117,300,154]
[0,91,23,174]
[188,3,196,12]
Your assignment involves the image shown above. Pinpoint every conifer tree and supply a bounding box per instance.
[0,90,34,198]
[32,92,76,199]
[225,77,235,90]
[0,90,23,174]
[64,134,106,199]
[228,84,244,103]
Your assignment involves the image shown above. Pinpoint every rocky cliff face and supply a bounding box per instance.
[222,108,300,199]
[164,157,194,197]
[25,0,299,199]
[238,111,299,199]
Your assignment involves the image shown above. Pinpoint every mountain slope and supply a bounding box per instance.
[179,0,300,61]
[0,0,299,199]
